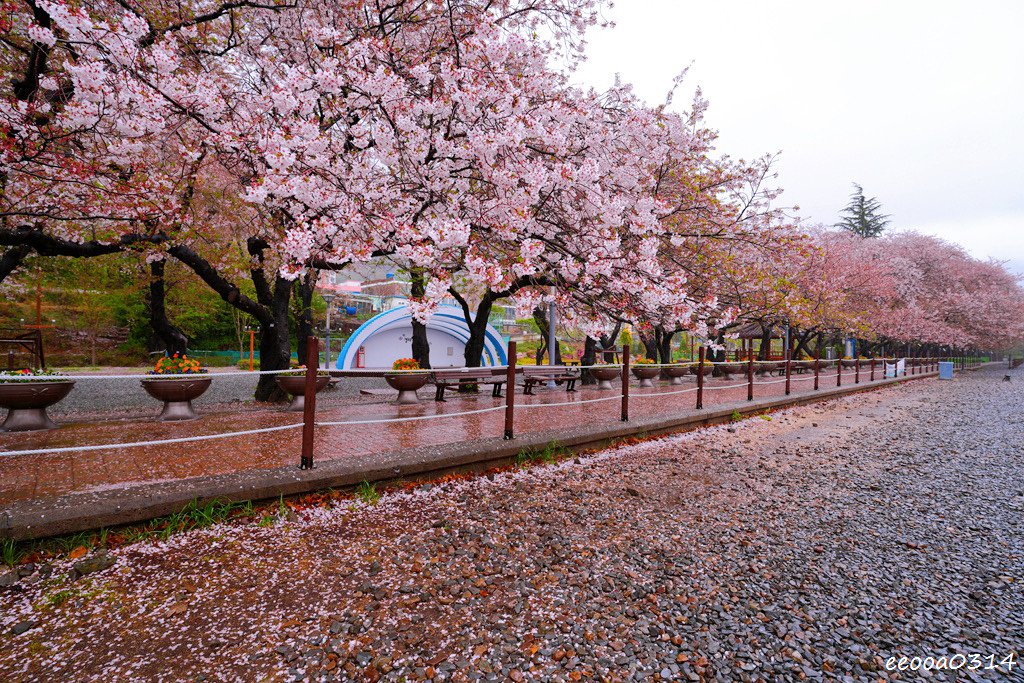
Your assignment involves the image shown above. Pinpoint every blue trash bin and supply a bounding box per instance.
[938,361,954,380]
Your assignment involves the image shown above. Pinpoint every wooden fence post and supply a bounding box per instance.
[814,354,820,391]
[621,345,630,422]
[504,341,517,440]
[696,347,705,409]
[300,336,319,470]
[747,355,754,401]
[784,349,792,396]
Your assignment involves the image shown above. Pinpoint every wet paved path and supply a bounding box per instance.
[1,367,916,506]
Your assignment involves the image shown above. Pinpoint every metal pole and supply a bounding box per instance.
[621,344,630,422]
[504,341,517,440]
[300,336,319,470]
[696,346,705,409]
[248,329,255,372]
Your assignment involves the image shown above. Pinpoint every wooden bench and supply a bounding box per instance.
[521,366,579,395]
[431,368,506,401]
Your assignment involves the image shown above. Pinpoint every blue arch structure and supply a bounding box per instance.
[337,304,507,369]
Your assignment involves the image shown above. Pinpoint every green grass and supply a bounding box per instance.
[355,481,381,505]
[1,498,257,566]
[45,589,74,606]
[2,538,16,567]
[730,410,742,422]
[515,440,565,466]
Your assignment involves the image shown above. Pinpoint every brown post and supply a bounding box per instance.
[6,350,13,372]
[696,346,705,409]
[836,356,842,387]
[814,354,820,390]
[300,336,319,470]
[621,344,630,422]
[747,354,754,401]
[855,358,860,384]
[784,349,792,396]
[870,357,875,382]
[504,341,517,440]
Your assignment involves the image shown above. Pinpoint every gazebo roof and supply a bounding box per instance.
[733,322,784,340]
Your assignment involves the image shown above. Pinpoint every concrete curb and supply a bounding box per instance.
[0,368,968,541]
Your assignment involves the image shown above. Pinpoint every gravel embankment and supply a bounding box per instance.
[1,365,1020,681]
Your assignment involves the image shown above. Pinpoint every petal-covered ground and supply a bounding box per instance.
[1,366,1020,682]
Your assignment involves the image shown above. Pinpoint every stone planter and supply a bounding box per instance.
[718,363,745,380]
[384,373,430,404]
[0,380,75,432]
[275,375,330,411]
[141,376,212,421]
[589,366,620,390]
[689,364,713,378]
[664,365,690,385]
[632,366,660,388]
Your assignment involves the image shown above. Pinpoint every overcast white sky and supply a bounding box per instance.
[573,0,1024,274]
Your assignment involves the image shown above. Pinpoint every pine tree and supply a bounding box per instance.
[836,183,890,238]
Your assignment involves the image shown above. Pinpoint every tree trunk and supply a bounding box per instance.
[711,331,727,363]
[639,331,658,362]
[0,245,30,285]
[581,336,598,385]
[410,272,431,368]
[462,298,494,368]
[295,273,316,348]
[147,260,188,356]
[757,325,773,360]
[254,275,294,402]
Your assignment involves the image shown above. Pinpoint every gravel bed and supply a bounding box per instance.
[1,365,1020,681]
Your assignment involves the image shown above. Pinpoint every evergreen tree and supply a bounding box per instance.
[836,183,890,237]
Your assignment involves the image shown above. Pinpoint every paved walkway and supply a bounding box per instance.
[0,367,918,507]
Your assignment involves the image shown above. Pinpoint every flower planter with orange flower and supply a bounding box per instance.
[141,354,211,421]
[385,358,430,404]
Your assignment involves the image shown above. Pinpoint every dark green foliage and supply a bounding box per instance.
[836,183,890,238]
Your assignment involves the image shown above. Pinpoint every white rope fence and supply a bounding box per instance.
[0,359,944,459]
[0,423,304,457]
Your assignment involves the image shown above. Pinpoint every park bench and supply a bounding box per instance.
[431,368,506,402]
[521,365,579,395]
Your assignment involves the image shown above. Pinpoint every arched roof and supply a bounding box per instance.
[337,305,507,369]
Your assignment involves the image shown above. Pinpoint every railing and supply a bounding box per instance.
[0,339,983,468]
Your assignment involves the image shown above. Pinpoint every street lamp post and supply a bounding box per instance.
[323,293,336,370]
[245,325,255,371]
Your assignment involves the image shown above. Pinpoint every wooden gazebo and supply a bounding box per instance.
[732,323,786,361]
